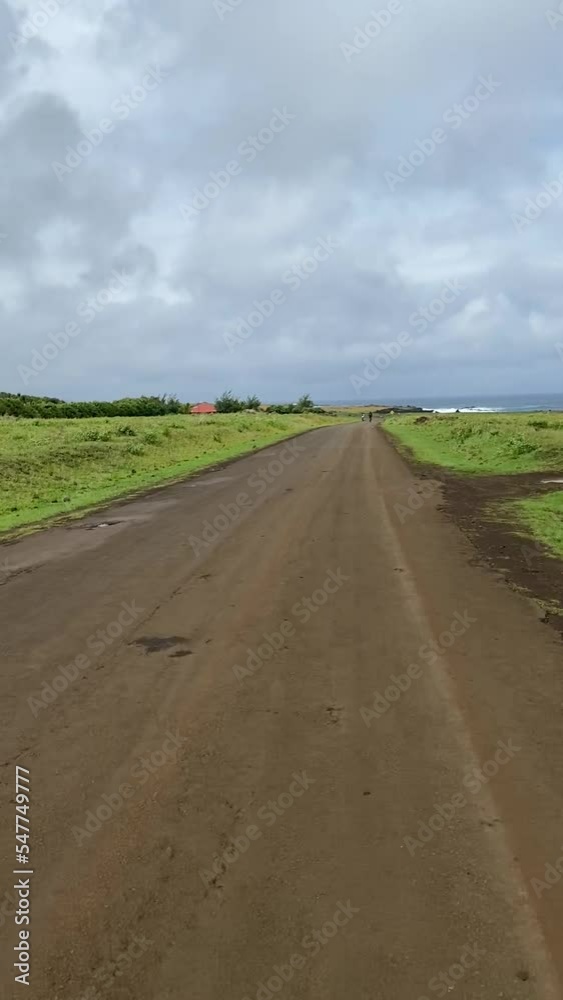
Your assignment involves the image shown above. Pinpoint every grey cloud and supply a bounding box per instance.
[0,0,562,401]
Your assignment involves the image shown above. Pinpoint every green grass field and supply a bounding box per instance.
[385,411,563,557]
[385,411,563,475]
[499,492,563,560]
[0,412,348,535]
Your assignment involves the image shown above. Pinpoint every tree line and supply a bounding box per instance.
[0,391,322,419]
[215,391,320,414]
[0,393,184,419]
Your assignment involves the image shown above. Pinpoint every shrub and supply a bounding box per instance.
[215,391,243,413]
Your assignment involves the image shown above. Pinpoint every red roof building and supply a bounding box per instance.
[191,402,217,414]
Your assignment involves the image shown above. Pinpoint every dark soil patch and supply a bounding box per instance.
[131,635,190,654]
[428,468,563,637]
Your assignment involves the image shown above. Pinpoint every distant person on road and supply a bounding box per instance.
[361,414,366,422]
[368,411,373,423]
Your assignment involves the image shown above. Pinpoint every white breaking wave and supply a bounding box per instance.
[432,406,505,414]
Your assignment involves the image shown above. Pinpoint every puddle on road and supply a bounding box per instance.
[73,520,125,531]
[0,498,179,579]
[131,635,192,656]
[0,470,238,581]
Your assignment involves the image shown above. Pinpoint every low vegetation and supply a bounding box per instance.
[0,392,185,419]
[0,411,349,535]
[499,492,563,560]
[386,411,563,559]
[215,391,322,414]
[385,412,563,475]
[1,390,325,419]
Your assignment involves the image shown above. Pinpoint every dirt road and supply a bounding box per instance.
[2,423,563,999]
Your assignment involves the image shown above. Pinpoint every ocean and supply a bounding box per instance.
[321,394,563,414]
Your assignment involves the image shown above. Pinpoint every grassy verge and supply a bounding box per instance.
[385,412,563,475]
[497,492,563,560]
[0,412,349,535]
[385,411,563,561]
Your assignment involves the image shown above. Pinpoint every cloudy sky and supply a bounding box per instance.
[1,0,562,403]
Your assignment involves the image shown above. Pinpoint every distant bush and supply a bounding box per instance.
[243,394,261,411]
[214,392,318,415]
[82,428,114,442]
[266,395,320,414]
[215,391,243,413]
[0,390,321,420]
[510,440,537,456]
[266,404,303,414]
[296,393,314,410]
[0,392,183,419]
